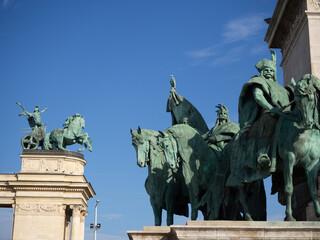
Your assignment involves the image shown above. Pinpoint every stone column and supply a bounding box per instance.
[64,207,71,240]
[70,205,82,240]
[80,210,88,240]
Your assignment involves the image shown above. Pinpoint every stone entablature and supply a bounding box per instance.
[127,221,320,240]
[0,150,95,240]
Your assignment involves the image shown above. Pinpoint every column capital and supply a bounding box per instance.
[81,209,88,217]
[70,205,84,217]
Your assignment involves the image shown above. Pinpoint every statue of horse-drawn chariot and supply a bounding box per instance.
[17,102,92,152]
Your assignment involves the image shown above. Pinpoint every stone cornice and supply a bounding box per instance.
[0,177,95,200]
[265,0,289,46]
[21,149,85,160]
[265,0,304,49]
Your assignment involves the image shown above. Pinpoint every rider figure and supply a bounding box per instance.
[238,49,293,171]
[203,104,239,151]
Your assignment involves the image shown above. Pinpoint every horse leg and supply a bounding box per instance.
[239,186,253,221]
[189,190,198,220]
[57,139,67,151]
[283,152,295,221]
[150,198,162,226]
[305,160,320,217]
[78,142,87,152]
[165,195,174,226]
[165,182,176,226]
[77,134,87,152]
[201,210,209,220]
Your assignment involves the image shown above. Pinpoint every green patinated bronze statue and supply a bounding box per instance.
[17,103,92,152]
[203,104,239,151]
[132,51,320,224]
[226,50,294,187]
[43,113,93,152]
[167,75,209,134]
[17,102,48,130]
[131,127,189,226]
[221,50,294,221]
[272,74,320,221]
[157,124,219,220]
[17,102,48,149]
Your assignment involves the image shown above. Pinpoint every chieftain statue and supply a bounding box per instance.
[17,103,92,152]
[236,49,293,173]
[226,50,294,186]
[203,104,239,151]
[132,50,320,224]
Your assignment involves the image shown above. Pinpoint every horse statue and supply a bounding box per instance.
[131,126,189,226]
[157,124,221,220]
[225,74,320,221]
[43,113,93,152]
[272,74,320,221]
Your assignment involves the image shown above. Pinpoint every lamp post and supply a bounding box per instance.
[90,200,101,240]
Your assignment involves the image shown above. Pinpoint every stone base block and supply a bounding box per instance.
[127,221,320,240]
[292,176,320,221]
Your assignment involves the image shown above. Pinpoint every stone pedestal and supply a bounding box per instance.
[127,221,320,240]
[265,0,320,85]
[292,176,320,221]
[0,150,95,240]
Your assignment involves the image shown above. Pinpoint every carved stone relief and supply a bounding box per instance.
[21,158,84,175]
[16,203,65,215]
[282,1,307,56]
[310,0,320,10]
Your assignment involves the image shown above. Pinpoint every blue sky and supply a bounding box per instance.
[0,0,286,239]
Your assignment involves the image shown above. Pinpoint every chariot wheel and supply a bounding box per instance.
[21,134,39,149]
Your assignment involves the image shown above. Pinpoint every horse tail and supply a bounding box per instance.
[43,133,52,150]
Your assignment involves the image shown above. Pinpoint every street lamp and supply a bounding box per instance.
[90,200,101,240]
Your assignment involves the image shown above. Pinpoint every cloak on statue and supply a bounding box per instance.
[238,76,292,128]
[166,75,209,135]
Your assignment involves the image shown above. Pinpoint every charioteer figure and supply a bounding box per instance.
[16,102,48,149]
[16,102,48,130]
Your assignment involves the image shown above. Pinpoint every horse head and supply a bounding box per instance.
[294,74,320,129]
[63,113,85,129]
[131,126,150,167]
[157,131,179,169]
